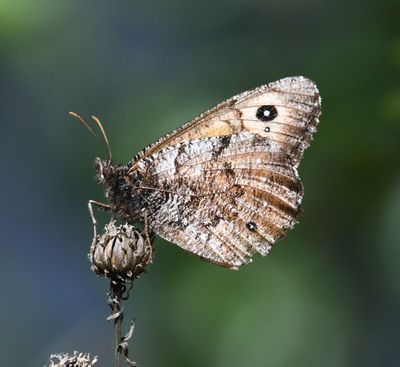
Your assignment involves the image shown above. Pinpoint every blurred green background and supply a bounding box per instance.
[1,0,399,366]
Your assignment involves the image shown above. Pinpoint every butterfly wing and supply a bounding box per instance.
[129,76,321,268]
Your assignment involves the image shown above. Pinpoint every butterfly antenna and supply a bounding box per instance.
[91,115,112,161]
[68,111,102,145]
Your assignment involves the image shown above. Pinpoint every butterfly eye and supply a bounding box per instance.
[256,105,278,122]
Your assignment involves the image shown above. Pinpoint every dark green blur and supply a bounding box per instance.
[1,1,399,366]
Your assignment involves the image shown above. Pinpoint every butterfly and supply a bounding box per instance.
[71,76,321,270]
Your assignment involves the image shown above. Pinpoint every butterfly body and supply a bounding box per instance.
[94,76,321,269]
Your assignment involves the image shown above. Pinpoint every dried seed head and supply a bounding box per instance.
[46,351,97,367]
[89,221,153,282]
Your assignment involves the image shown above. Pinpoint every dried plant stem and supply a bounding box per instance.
[115,317,122,367]
[109,281,124,367]
[108,280,137,367]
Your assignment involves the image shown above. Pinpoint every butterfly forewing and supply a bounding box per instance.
[128,76,321,268]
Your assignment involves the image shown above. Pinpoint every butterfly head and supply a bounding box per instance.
[94,156,133,207]
[94,157,114,184]
[94,157,129,186]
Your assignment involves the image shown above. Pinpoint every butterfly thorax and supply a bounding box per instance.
[95,158,147,222]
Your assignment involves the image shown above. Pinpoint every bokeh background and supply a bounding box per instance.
[1,0,399,366]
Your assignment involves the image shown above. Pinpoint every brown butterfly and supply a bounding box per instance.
[71,76,321,269]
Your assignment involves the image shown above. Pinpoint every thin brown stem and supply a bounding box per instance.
[109,281,123,367]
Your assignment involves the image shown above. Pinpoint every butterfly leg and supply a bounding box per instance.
[142,210,153,263]
[88,199,111,239]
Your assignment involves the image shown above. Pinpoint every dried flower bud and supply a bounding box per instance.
[89,221,153,282]
[46,351,97,367]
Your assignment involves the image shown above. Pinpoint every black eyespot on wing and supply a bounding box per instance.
[246,221,257,231]
[256,105,278,122]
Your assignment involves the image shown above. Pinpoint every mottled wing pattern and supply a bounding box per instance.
[131,76,321,268]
